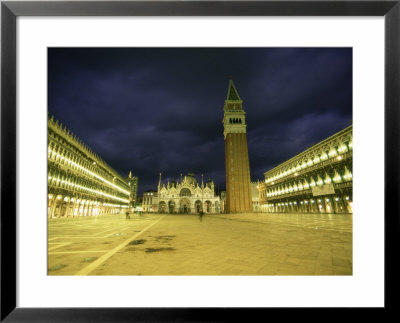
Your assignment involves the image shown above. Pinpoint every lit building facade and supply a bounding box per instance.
[251,182,260,212]
[261,125,353,214]
[142,190,158,212]
[220,190,226,213]
[126,172,139,207]
[154,173,221,214]
[223,79,252,212]
[48,116,131,218]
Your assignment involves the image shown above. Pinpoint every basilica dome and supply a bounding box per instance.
[184,172,198,186]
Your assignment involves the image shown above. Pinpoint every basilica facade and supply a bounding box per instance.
[154,173,221,214]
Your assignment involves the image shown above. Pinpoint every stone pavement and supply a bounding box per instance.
[48,212,352,276]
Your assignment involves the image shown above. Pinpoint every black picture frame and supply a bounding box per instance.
[1,0,399,321]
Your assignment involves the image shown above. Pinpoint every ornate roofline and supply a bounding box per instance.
[264,124,353,177]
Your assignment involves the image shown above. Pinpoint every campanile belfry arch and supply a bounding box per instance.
[223,78,252,212]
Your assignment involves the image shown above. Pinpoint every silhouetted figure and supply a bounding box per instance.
[199,211,204,222]
[125,211,130,219]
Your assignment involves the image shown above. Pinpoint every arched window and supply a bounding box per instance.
[179,188,191,197]
[51,145,58,160]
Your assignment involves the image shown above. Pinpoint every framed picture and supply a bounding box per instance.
[1,0,398,321]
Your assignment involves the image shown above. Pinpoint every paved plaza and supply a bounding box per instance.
[48,212,352,276]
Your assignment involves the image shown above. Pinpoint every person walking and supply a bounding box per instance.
[199,210,204,222]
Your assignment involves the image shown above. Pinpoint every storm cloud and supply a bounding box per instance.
[48,48,352,194]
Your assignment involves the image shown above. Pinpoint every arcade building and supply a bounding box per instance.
[259,125,353,214]
[47,116,131,218]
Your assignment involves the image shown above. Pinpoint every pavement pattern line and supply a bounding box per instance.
[74,215,166,276]
[93,228,118,236]
[48,233,124,239]
[48,242,72,251]
[49,250,111,254]
[92,226,130,237]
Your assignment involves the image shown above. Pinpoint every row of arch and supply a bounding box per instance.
[48,129,128,194]
[48,193,125,218]
[48,118,114,183]
[158,188,214,199]
[48,167,129,203]
[158,199,220,214]
[48,123,131,215]
[266,136,353,183]
[261,193,353,214]
[267,166,352,198]
[229,118,242,124]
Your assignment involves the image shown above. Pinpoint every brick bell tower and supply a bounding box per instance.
[223,78,252,212]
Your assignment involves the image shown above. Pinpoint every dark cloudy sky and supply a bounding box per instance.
[48,48,352,195]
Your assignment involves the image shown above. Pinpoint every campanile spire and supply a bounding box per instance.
[223,79,252,212]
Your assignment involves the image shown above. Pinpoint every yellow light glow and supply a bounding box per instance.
[333,175,342,183]
[50,156,130,195]
[54,178,129,203]
[328,149,337,157]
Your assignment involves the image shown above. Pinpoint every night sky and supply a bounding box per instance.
[48,48,352,195]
